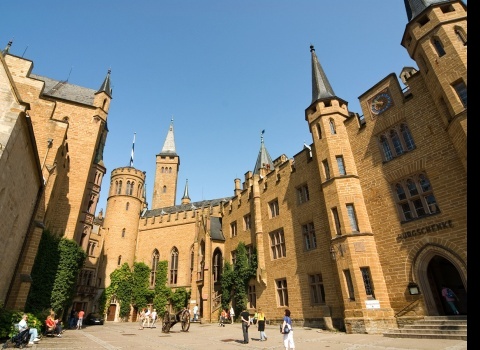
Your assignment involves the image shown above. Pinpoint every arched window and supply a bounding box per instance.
[162,185,167,193]
[122,228,126,238]
[150,249,160,287]
[170,247,179,285]
[169,167,172,173]
[390,130,404,156]
[116,180,123,194]
[329,118,336,135]
[432,37,446,57]
[454,26,467,46]
[126,181,132,195]
[380,135,393,161]
[212,249,223,283]
[400,124,415,150]
[190,246,195,283]
[377,122,416,162]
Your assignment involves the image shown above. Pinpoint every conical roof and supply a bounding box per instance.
[310,45,335,103]
[96,69,112,97]
[159,118,177,156]
[253,131,274,175]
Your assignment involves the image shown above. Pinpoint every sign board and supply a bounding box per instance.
[365,300,380,309]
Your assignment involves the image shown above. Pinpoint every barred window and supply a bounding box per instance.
[309,274,325,304]
[302,222,317,251]
[276,278,289,306]
[361,267,375,299]
[393,173,440,221]
[270,229,286,259]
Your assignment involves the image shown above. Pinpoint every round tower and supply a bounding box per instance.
[101,166,146,287]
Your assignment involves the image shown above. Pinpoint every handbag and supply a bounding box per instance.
[280,323,290,334]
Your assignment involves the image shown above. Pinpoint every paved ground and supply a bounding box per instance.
[2,321,467,350]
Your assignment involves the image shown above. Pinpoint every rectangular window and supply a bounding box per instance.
[453,81,467,107]
[230,221,237,237]
[244,214,251,230]
[248,284,256,309]
[302,222,317,251]
[309,274,325,304]
[336,156,346,176]
[276,278,289,306]
[296,184,310,204]
[360,267,375,299]
[346,204,359,232]
[343,269,355,300]
[270,229,286,259]
[332,207,341,235]
[269,199,280,218]
[322,159,331,180]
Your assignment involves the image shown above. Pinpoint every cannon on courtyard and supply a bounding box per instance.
[161,309,190,333]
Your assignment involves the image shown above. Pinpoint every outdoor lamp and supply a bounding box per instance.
[408,281,420,295]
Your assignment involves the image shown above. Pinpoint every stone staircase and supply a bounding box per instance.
[383,315,467,340]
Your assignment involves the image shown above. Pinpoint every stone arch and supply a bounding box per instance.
[411,241,466,315]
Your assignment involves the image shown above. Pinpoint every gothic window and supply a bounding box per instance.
[170,247,179,285]
[212,249,223,283]
[116,180,122,194]
[150,249,160,287]
[162,185,167,193]
[269,199,279,218]
[454,26,467,46]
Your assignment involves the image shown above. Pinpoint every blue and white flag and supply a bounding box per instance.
[130,133,136,167]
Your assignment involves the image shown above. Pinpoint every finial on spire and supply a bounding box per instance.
[310,45,315,52]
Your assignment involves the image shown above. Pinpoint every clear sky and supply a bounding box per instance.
[1,1,466,214]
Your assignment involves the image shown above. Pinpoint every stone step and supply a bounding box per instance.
[383,332,467,341]
[383,315,467,340]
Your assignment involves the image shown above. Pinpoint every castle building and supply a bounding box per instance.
[100,0,466,333]
[0,41,112,312]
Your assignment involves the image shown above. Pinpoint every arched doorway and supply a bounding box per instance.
[414,245,467,316]
[426,256,467,315]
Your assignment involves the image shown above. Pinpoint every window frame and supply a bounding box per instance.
[270,229,286,259]
[309,273,325,305]
[276,278,289,307]
[302,222,317,251]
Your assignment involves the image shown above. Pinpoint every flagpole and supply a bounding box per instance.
[130,132,136,167]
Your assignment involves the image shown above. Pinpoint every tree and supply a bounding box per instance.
[221,242,257,316]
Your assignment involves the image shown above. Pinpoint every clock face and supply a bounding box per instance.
[370,91,393,115]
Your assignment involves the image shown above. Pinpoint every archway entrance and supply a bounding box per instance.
[415,245,467,316]
[426,256,467,315]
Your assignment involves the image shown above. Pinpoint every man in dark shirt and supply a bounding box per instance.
[240,308,250,344]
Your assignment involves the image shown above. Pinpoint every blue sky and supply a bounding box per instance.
[2,1,465,214]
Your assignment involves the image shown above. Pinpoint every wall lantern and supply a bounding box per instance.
[408,281,420,295]
[329,246,336,261]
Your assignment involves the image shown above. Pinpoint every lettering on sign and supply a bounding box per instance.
[397,220,453,241]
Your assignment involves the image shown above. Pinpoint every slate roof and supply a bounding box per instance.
[404,0,452,21]
[143,197,233,218]
[31,74,97,106]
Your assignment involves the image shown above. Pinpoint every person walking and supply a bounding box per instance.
[240,308,250,344]
[441,285,460,315]
[229,306,235,324]
[193,304,199,322]
[76,310,85,330]
[144,308,151,328]
[69,308,77,329]
[281,309,295,350]
[256,307,268,341]
[138,308,146,330]
[151,309,157,328]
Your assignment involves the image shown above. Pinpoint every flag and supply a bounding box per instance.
[130,133,136,167]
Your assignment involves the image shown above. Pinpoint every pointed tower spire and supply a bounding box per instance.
[181,179,191,204]
[96,69,112,97]
[160,116,177,156]
[2,40,12,56]
[310,45,335,103]
[253,130,274,175]
[403,0,450,21]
